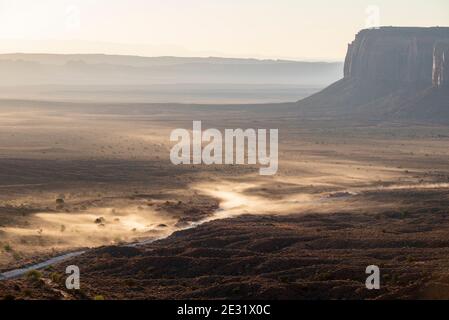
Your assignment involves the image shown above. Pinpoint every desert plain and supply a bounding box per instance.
[1,99,449,299]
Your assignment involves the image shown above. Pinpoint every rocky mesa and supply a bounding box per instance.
[344,27,449,87]
[297,27,449,121]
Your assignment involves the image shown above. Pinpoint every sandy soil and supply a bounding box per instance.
[1,99,449,299]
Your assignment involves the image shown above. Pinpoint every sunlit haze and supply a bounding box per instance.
[0,0,448,60]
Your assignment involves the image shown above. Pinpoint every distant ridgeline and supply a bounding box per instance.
[0,54,342,87]
[296,27,449,122]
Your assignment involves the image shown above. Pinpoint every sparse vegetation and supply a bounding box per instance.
[26,270,42,282]
[56,194,65,206]
[12,252,21,260]
[94,217,106,224]
[50,272,63,282]
[0,74,449,301]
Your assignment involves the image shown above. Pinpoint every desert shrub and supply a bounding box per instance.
[56,194,65,204]
[94,217,106,224]
[45,265,54,271]
[26,270,42,282]
[231,286,241,294]
[50,272,62,283]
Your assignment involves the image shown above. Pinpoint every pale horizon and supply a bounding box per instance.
[0,0,448,61]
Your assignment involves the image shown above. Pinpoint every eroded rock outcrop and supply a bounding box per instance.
[344,27,449,86]
[433,41,449,88]
[297,27,449,122]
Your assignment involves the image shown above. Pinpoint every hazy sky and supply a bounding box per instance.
[0,0,448,60]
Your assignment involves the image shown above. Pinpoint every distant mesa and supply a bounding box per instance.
[296,27,449,122]
[344,27,449,87]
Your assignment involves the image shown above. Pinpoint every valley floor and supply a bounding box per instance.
[1,100,449,299]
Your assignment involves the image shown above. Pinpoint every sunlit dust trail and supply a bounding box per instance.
[3,177,446,278]
[195,181,321,222]
[0,206,179,251]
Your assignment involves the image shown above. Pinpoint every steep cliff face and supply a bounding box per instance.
[344,27,449,86]
[433,41,449,88]
[297,27,449,122]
